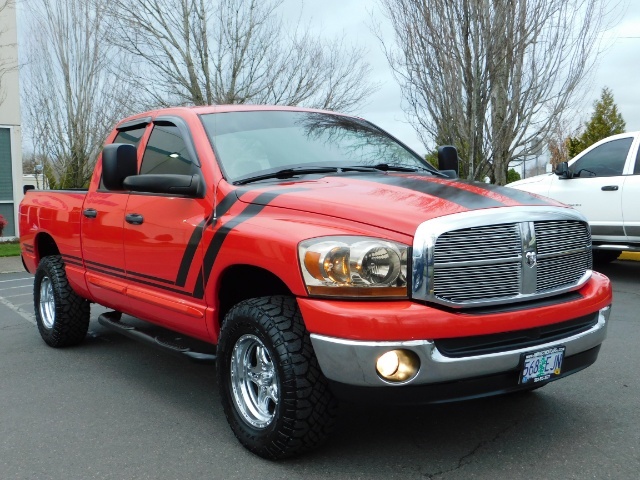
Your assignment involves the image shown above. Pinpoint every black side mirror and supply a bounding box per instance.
[438,145,459,178]
[102,143,138,190]
[123,174,203,197]
[554,161,573,179]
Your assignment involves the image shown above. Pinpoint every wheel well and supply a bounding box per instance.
[217,265,292,325]
[35,233,60,262]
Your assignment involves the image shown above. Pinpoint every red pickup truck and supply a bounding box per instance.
[20,106,612,459]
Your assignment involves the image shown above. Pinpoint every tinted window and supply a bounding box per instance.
[114,126,147,146]
[200,111,435,181]
[99,126,148,190]
[140,124,194,175]
[570,137,632,177]
[635,143,640,175]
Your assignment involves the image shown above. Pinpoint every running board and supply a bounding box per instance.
[98,311,217,364]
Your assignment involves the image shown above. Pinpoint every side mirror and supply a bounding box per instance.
[102,143,137,190]
[438,145,459,177]
[123,174,203,197]
[554,161,573,179]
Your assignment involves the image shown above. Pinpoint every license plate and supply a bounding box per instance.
[519,346,565,384]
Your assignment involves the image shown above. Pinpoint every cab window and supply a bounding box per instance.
[99,125,148,190]
[140,123,194,175]
[570,137,632,177]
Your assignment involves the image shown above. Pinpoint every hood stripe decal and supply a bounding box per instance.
[458,180,557,206]
[359,175,505,209]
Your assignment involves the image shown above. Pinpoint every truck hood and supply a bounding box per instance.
[235,173,564,236]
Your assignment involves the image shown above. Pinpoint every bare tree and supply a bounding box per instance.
[0,0,16,106]
[377,0,611,184]
[104,0,377,111]
[22,0,136,189]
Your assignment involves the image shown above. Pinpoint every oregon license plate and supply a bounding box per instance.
[519,346,565,384]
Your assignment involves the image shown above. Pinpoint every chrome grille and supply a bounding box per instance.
[412,207,593,308]
[433,224,521,263]
[537,251,592,292]
[535,221,592,256]
[433,263,521,302]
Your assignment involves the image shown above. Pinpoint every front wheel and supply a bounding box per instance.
[217,296,337,459]
[34,255,90,347]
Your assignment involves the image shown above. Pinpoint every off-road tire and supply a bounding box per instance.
[217,295,337,460]
[34,255,90,347]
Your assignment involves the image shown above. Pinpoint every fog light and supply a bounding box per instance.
[377,351,400,377]
[376,349,420,382]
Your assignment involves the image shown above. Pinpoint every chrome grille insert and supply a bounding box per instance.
[412,207,592,308]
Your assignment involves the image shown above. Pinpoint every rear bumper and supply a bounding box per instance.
[310,305,610,394]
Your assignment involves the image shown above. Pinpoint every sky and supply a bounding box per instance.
[14,0,640,158]
[282,0,640,156]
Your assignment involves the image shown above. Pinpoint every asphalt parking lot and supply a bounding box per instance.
[0,259,638,479]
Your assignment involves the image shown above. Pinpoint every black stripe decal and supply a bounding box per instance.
[175,219,207,287]
[85,259,126,273]
[175,192,242,287]
[193,189,303,299]
[61,258,84,268]
[127,270,176,285]
[361,175,505,209]
[86,264,194,297]
[461,181,555,206]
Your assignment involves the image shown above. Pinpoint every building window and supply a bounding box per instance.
[0,128,15,236]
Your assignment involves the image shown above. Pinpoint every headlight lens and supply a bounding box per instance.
[299,237,409,297]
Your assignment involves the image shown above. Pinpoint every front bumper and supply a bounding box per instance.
[327,346,601,405]
[310,305,610,393]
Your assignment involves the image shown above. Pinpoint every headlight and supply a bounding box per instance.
[298,236,409,297]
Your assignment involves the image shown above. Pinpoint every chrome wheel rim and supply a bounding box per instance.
[230,334,279,429]
[39,276,55,329]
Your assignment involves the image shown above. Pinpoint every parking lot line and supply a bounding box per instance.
[0,296,36,325]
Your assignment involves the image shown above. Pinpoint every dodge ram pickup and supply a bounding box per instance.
[508,131,640,263]
[20,106,612,459]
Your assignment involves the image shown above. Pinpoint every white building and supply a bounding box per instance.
[0,1,22,239]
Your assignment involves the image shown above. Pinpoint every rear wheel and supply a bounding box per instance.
[217,295,337,459]
[34,255,90,347]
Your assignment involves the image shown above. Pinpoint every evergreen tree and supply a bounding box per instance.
[568,87,625,157]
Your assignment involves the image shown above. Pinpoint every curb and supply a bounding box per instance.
[619,252,640,262]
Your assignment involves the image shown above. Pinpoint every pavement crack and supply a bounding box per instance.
[422,421,519,479]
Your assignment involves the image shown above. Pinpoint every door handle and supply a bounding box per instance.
[601,185,619,191]
[125,213,144,225]
[83,208,97,218]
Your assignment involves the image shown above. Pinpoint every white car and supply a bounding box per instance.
[508,132,640,262]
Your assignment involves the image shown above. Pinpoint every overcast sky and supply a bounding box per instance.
[16,0,639,157]
[283,0,640,156]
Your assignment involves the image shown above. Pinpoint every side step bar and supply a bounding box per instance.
[98,311,217,364]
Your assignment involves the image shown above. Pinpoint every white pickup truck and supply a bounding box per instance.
[508,132,640,262]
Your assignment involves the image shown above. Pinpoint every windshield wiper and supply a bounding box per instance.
[233,166,339,185]
[342,163,437,173]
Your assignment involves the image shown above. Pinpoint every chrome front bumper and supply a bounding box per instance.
[310,306,610,387]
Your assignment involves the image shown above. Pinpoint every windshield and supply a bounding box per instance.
[199,110,435,182]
